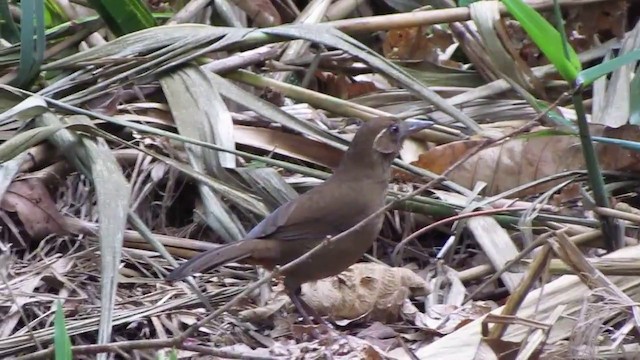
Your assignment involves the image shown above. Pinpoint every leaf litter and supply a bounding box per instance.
[1,1,640,359]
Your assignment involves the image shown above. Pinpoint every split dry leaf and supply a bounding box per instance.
[412,125,640,197]
[301,262,429,323]
[0,178,66,242]
[234,125,343,168]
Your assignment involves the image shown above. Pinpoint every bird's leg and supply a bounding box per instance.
[286,285,315,326]
[285,285,333,329]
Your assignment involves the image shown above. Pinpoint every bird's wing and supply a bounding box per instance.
[245,186,355,242]
[245,199,301,240]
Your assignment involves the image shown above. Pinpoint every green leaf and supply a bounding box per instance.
[501,0,581,82]
[87,0,155,36]
[0,125,66,163]
[514,128,576,140]
[12,0,46,88]
[44,0,68,28]
[0,0,20,43]
[34,113,130,356]
[54,301,72,360]
[160,66,247,241]
[591,135,640,152]
[169,348,178,360]
[577,49,640,87]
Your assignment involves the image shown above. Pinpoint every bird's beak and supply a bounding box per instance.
[399,118,434,138]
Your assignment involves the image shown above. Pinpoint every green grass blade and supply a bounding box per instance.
[87,0,155,36]
[630,66,640,125]
[591,135,640,151]
[0,0,20,43]
[0,124,66,163]
[501,0,581,82]
[54,301,72,360]
[577,49,640,87]
[12,0,45,88]
[44,0,68,28]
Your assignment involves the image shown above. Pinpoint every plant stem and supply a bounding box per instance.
[572,90,620,250]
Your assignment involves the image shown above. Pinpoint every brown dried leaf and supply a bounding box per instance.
[0,178,66,241]
[504,1,627,68]
[357,322,400,352]
[233,0,281,27]
[237,294,289,322]
[566,0,628,51]
[301,263,429,323]
[382,26,454,64]
[412,125,640,197]
[413,139,483,175]
[315,72,380,100]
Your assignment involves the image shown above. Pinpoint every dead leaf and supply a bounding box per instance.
[315,72,380,99]
[301,263,429,323]
[383,26,455,64]
[503,2,627,68]
[412,139,482,175]
[238,294,289,322]
[566,0,628,51]
[0,178,66,242]
[232,0,281,27]
[412,125,640,197]
[409,301,496,335]
[357,322,400,351]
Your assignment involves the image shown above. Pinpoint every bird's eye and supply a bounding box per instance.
[388,124,399,134]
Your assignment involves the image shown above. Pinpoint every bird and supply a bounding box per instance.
[167,116,434,325]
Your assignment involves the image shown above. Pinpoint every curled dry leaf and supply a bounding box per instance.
[300,263,429,323]
[412,125,640,197]
[0,178,66,242]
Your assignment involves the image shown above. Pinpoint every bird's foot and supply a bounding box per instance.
[291,321,346,345]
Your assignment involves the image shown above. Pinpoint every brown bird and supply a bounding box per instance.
[167,117,433,324]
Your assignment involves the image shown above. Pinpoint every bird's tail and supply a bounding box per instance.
[167,240,254,282]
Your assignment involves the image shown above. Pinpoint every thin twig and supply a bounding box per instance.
[392,206,531,264]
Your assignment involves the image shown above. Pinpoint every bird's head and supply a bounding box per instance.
[368,117,434,157]
[335,117,434,177]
